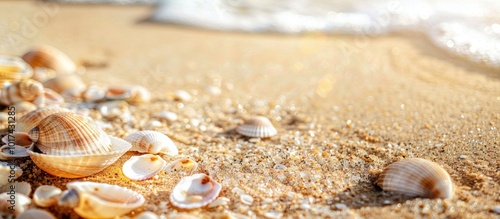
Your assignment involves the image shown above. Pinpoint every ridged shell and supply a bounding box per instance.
[33,185,62,207]
[27,136,131,178]
[170,174,222,209]
[0,192,31,215]
[2,132,32,146]
[21,45,77,74]
[0,181,32,196]
[0,145,29,160]
[42,74,85,94]
[377,158,454,199]
[122,154,167,181]
[58,181,145,218]
[15,106,69,133]
[28,112,112,156]
[164,158,198,175]
[0,161,22,187]
[0,79,44,106]
[17,209,56,219]
[236,116,277,138]
[124,130,178,156]
[0,56,33,89]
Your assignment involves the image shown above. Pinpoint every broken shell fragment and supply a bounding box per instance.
[124,130,178,156]
[33,185,62,207]
[164,158,198,175]
[377,158,454,199]
[170,174,222,209]
[0,192,31,215]
[0,145,29,160]
[0,161,22,187]
[17,209,57,219]
[0,79,44,106]
[22,45,77,74]
[58,181,145,218]
[122,154,167,181]
[236,116,277,138]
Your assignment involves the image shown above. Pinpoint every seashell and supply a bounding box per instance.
[21,45,77,74]
[156,111,178,122]
[12,101,37,115]
[124,130,178,156]
[0,145,29,160]
[33,185,62,207]
[105,85,132,100]
[81,85,106,102]
[15,106,69,133]
[0,161,22,187]
[42,74,85,94]
[2,132,32,146]
[58,181,145,218]
[0,79,44,106]
[17,209,57,219]
[0,192,31,215]
[173,89,192,102]
[33,88,65,107]
[98,100,129,120]
[32,66,57,82]
[376,158,454,199]
[28,112,112,156]
[127,85,151,104]
[170,174,222,209]
[164,158,198,175]
[0,56,33,89]
[236,116,277,138]
[27,135,130,178]
[122,154,167,181]
[134,211,159,219]
[0,181,32,196]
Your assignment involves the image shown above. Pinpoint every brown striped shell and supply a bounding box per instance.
[0,79,44,106]
[21,45,77,74]
[16,106,69,133]
[236,116,277,138]
[377,158,454,199]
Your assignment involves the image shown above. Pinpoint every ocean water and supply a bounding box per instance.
[63,0,500,69]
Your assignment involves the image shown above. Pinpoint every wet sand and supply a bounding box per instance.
[1,1,499,218]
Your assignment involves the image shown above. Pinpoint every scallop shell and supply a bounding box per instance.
[124,130,178,156]
[28,112,113,156]
[0,192,31,215]
[33,185,62,207]
[0,161,22,187]
[164,158,198,175]
[0,181,32,196]
[27,136,131,178]
[15,106,69,133]
[0,56,33,89]
[42,74,85,94]
[0,145,29,160]
[17,209,56,219]
[2,132,32,146]
[122,154,167,181]
[170,174,222,209]
[0,79,44,106]
[58,181,145,218]
[236,116,277,138]
[376,158,454,199]
[21,45,77,74]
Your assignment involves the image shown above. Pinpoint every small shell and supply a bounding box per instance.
[42,74,86,94]
[127,85,151,104]
[173,89,192,102]
[82,85,106,102]
[0,79,44,106]
[106,85,132,100]
[164,158,198,175]
[170,174,222,209]
[98,100,129,120]
[58,181,145,218]
[21,45,77,74]
[2,132,32,146]
[0,192,31,215]
[0,161,22,187]
[28,112,113,156]
[15,106,69,133]
[0,181,32,196]
[17,209,56,219]
[0,145,29,160]
[33,185,62,207]
[134,211,159,219]
[236,116,277,138]
[33,88,65,107]
[377,158,454,199]
[156,111,178,122]
[0,56,33,89]
[124,130,178,156]
[122,154,167,181]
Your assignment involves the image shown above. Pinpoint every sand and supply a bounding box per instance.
[0,1,499,218]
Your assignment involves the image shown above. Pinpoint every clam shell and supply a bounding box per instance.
[33,185,62,207]
[377,158,454,199]
[0,192,31,215]
[2,132,32,146]
[236,116,277,138]
[27,136,131,178]
[164,158,198,175]
[0,79,44,106]
[58,181,145,218]
[42,74,85,94]
[0,161,22,187]
[15,106,69,133]
[0,145,29,160]
[122,154,167,181]
[0,56,33,89]
[0,181,32,196]
[21,45,77,74]
[124,130,178,156]
[170,174,222,209]
[17,209,56,219]
[28,112,112,156]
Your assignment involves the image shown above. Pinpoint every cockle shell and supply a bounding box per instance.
[42,74,86,94]
[377,158,454,199]
[170,174,222,209]
[28,112,113,156]
[236,116,277,138]
[0,145,29,160]
[164,158,198,175]
[0,79,44,106]
[0,161,22,187]
[33,185,62,207]
[58,181,145,218]
[0,192,31,215]
[122,154,167,181]
[124,130,178,156]
[17,209,56,219]
[0,56,33,89]
[21,45,77,74]
[15,106,69,133]
[0,181,31,196]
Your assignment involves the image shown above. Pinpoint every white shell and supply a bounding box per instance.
[0,145,29,160]
[134,211,159,219]
[17,209,56,219]
[0,161,22,187]
[173,90,192,102]
[170,174,222,209]
[236,116,277,138]
[124,131,178,156]
[164,158,198,175]
[98,100,129,120]
[0,181,32,196]
[127,85,151,104]
[58,181,145,218]
[82,85,106,102]
[122,154,167,181]
[33,185,62,207]
[156,111,178,122]
[377,158,454,199]
[0,192,31,215]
